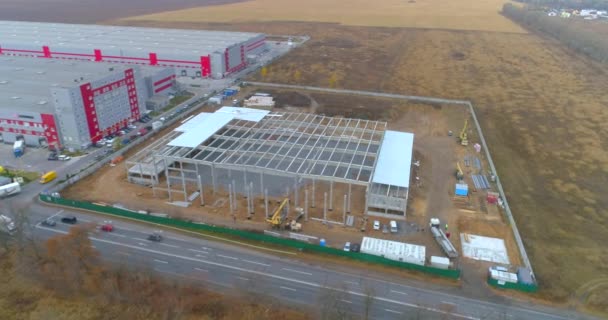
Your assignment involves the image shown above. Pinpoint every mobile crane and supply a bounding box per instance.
[459,119,469,146]
[266,198,289,229]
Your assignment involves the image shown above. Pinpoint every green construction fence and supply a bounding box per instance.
[40,194,461,279]
[487,277,538,293]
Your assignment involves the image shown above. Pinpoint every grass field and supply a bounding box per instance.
[123,0,525,33]
[115,2,608,314]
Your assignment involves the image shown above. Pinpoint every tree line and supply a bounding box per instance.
[513,0,608,10]
[503,3,608,64]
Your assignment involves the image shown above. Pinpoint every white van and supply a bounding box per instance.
[389,220,398,233]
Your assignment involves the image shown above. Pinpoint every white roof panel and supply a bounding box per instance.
[372,130,414,188]
[174,113,212,132]
[216,106,270,122]
[361,237,426,266]
[168,113,234,148]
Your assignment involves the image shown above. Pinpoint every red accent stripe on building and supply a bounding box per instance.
[47,51,95,57]
[200,55,211,77]
[93,78,127,96]
[153,75,173,86]
[0,45,3,54]
[246,41,266,52]
[157,58,200,65]
[124,69,141,121]
[79,83,101,143]
[149,52,158,66]
[154,82,173,94]
[224,49,230,72]
[2,48,43,54]
[94,49,102,62]
[40,113,60,149]
[42,46,51,58]
[246,38,266,48]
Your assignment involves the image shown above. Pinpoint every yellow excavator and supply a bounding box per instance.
[456,162,464,181]
[459,119,469,146]
[266,198,289,229]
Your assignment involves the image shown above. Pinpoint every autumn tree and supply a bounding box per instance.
[260,66,269,79]
[328,72,339,88]
[293,69,302,82]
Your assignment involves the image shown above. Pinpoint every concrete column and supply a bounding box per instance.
[198,175,204,206]
[250,182,254,214]
[347,183,352,213]
[264,189,269,218]
[232,180,237,210]
[304,189,309,221]
[228,184,234,214]
[311,178,316,208]
[323,192,328,222]
[329,180,334,211]
[260,172,264,197]
[211,164,217,194]
[164,159,172,201]
[343,194,347,224]
[293,176,299,208]
[244,170,248,198]
[181,164,187,202]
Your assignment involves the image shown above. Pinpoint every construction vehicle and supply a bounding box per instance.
[39,171,57,184]
[459,119,469,146]
[287,219,302,232]
[266,198,289,229]
[455,162,464,181]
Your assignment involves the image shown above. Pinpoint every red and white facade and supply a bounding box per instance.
[0,21,267,79]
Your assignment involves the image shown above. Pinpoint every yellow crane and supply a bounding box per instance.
[459,119,469,146]
[266,198,289,228]
[456,162,464,181]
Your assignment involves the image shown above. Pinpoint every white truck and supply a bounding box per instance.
[0,182,20,198]
[0,214,17,234]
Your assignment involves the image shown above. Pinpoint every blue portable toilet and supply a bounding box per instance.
[455,183,468,196]
[319,239,326,247]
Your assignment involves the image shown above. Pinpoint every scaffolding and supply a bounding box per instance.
[126,110,413,220]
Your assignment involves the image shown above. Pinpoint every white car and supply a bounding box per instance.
[373,220,380,230]
[344,242,351,252]
[58,155,71,161]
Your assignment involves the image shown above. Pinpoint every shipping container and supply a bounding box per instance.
[489,267,518,284]
[360,237,426,266]
[430,256,450,270]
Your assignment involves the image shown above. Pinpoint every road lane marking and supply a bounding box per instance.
[442,301,456,305]
[242,259,270,267]
[35,224,484,320]
[108,233,126,238]
[194,267,208,272]
[195,254,207,258]
[154,259,168,264]
[132,237,148,242]
[282,268,312,276]
[217,254,238,260]
[91,245,97,249]
[385,309,403,315]
[160,243,180,248]
[344,280,359,286]
[391,290,408,296]
[340,299,352,304]
[188,249,207,254]
[117,251,131,256]
[138,242,148,247]
[280,286,296,292]
[237,276,249,281]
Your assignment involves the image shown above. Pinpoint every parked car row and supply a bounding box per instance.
[343,241,361,252]
[47,151,71,161]
[372,220,399,233]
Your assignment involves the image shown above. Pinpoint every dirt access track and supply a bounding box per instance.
[117,2,608,313]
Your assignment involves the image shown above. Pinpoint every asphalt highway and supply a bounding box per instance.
[19,203,597,320]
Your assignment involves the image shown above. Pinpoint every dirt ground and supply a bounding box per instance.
[106,17,608,312]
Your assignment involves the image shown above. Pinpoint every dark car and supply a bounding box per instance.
[350,243,361,253]
[147,232,163,242]
[61,216,77,224]
[145,125,153,131]
[47,152,58,161]
[41,218,56,227]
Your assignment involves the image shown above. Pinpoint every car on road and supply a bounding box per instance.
[350,243,360,253]
[148,232,163,242]
[373,220,380,230]
[344,241,351,252]
[61,216,77,224]
[58,155,71,161]
[100,222,113,232]
[41,218,56,227]
[47,152,58,161]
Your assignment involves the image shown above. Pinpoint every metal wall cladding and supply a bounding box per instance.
[361,237,426,266]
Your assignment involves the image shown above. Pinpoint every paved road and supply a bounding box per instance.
[17,202,596,320]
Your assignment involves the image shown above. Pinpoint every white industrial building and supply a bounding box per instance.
[126,107,415,219]
[0,56,174,150]
[0,20,267,79]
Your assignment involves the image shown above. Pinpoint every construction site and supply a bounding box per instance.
[63,87,523,275]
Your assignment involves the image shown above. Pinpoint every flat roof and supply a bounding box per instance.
[372,130,414,188]
[168,113,235,148]
[0,20,264,58]
[361,237,426,266]
[216,106,270,122]
[0,56,162,114]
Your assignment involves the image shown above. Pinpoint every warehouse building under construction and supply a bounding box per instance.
[126,107,414,219]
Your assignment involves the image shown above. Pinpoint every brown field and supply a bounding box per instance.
[123,0,525,33]
[110,15,608,312]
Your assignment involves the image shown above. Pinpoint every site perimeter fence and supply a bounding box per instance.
[39,194,461,280]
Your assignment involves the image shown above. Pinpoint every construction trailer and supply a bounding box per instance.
[126,107,415,221]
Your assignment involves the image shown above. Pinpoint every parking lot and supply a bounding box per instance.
[0,143,73,175]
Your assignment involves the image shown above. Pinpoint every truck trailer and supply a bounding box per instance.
[13,140,25,157]
[0,182,21,198]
